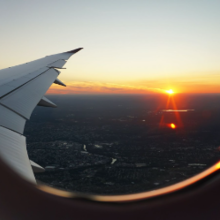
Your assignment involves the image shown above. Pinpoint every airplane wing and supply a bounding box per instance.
[0,48,83,183]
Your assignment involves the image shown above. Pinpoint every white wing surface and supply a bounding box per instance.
[0,48,83,183]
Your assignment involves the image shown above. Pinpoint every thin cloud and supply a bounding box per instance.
[47,80,162,94]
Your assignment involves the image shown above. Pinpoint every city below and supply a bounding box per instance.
[25,94,220,195]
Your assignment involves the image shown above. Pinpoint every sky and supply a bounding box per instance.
[1,0,220,94]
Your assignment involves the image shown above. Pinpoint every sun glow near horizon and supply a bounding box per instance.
[165,89,174,95]
[47,74,220,95]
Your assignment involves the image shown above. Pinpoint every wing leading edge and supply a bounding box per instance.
[0,48,83,183]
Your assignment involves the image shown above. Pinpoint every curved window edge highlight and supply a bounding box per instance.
[37,161,220,203]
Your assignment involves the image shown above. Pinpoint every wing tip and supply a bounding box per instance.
[66,47,83,54]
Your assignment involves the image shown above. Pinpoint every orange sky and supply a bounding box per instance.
[47,81,159,95]
[47,81,220,95]
[47,73,220,95]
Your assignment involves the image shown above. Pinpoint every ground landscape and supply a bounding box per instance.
[25,94,220,195]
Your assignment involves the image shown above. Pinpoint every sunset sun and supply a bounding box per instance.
[166,89,174,95]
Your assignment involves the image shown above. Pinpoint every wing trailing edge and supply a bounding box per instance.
[0,126,36,183]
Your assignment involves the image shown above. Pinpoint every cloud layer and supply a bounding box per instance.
[47,81,164,95]
[48,74,220,95]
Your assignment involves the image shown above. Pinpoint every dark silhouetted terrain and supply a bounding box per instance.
[25,94,220,194]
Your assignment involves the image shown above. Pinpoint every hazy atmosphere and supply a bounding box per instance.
[1,0,220,94]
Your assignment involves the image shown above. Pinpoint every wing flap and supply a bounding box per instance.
[0,126,35,183]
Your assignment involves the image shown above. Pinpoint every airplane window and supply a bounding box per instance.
[0,0,216,200]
